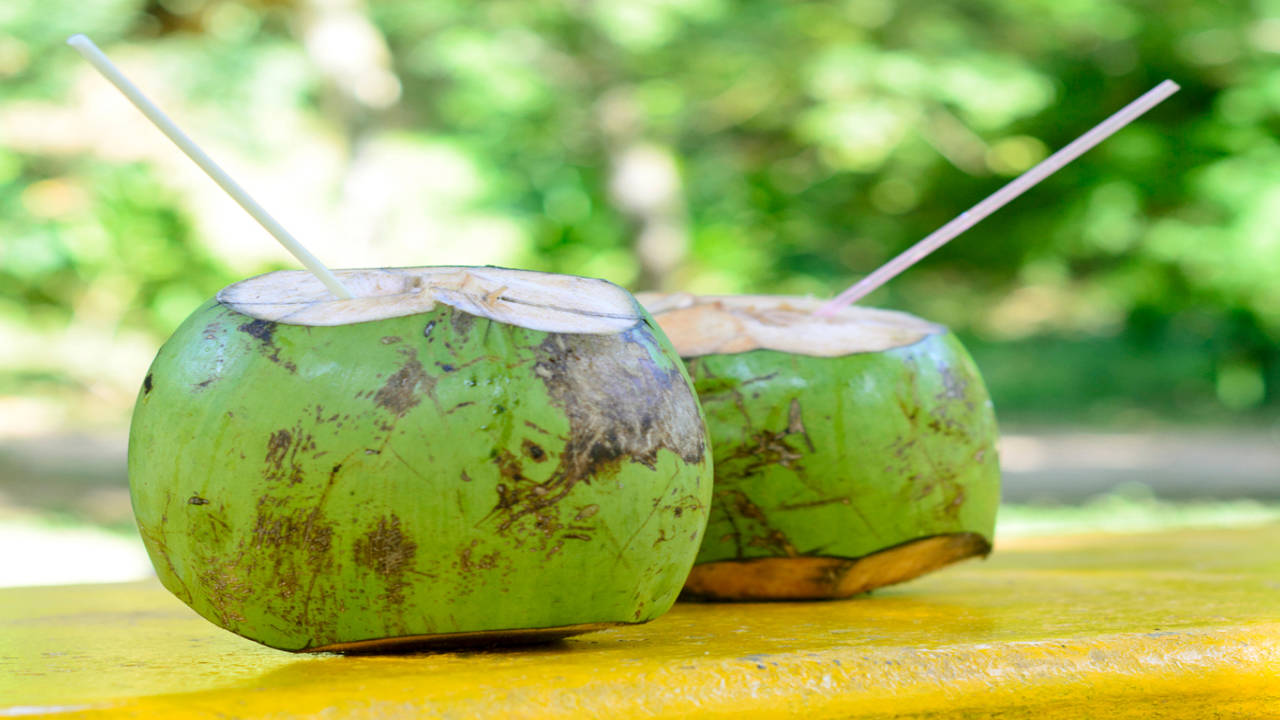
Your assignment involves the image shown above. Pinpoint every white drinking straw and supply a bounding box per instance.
[66,34,354,299]
[815,79,1180,316]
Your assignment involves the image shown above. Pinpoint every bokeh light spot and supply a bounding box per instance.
[1217,362,1265,409]
[986,135,1049,176]
[869,177,919,215]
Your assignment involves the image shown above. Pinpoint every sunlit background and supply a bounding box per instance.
[2,0,1278,586]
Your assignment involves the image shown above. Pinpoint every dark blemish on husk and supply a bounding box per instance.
[374,351,433,416]
[237,319,297,373]
[897,396,920,424]
[197,559,251,625]
[354,515,418,604]
[492,448,529,483]
[143,373,154,395]
[494,483,512,510]
[536,329,704,469]
[722,428,804,476]
[714,488,800,559]
[748,529,798,556]
[265,430,292,471]
[253,505,335,561]
[787,399,816,453]
[458,540,499,574]
[239,319,275,343]
[487,327,705,542]
[522,439,547,462]
[730,489,769,523]
[936,364,972,408]
[524,420,552,435]
[423,321,436,339]
[276,570,300,601]
[692,374,739,396]
[447,401,475,414]
[450,309,475,337]
[249,498,337,615]
[264,428,312,484]
[440,363,456,372]
[188,494,209,506]
[886,349,985,521]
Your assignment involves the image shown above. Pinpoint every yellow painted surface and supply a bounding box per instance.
[3,525,1280,718]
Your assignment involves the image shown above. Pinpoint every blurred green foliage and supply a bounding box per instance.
[1,0,1278,426]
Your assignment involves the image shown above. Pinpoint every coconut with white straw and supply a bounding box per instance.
[71,35,712,651]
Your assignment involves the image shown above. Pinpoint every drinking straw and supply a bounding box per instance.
[67,34,354,299]
[815,79,1180,316]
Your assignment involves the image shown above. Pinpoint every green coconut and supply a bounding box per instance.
[638,293,999,601]
[129,267,712,652]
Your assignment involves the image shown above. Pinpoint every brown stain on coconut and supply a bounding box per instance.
[263,426,313,485]
[373,352,432,416]
[522,439,547,462]
[252,504,335,562]
[492,448,529,483]
[884,354,976,521]
[484,327,706,544]
[534,328,705,470]
[354,515,419,604]
[197,558,253,625]
[718,488,798,557]
[237,318,298,374]
[716,397,814,482]
[453,538,506,597]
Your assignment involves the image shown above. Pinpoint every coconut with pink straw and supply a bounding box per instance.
[641,81,1179,600]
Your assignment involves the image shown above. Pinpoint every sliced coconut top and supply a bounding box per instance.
[637,292,943,357]
[218,267,642,334]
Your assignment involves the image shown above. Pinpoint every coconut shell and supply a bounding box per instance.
[641,294,1000,601]
[129,282,711,651]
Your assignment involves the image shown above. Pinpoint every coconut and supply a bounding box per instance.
[638,292,999,601]
[129,267,712,652]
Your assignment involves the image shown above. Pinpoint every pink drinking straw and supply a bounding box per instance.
[815,79,1180,317]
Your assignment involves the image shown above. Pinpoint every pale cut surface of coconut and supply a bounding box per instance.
[219,267,643,334]
[681,533,990,601]
[637,292,943,358]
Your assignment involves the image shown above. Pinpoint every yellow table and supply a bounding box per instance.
[4,525,1280,719]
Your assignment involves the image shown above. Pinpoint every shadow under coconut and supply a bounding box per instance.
[310,623,621,655]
